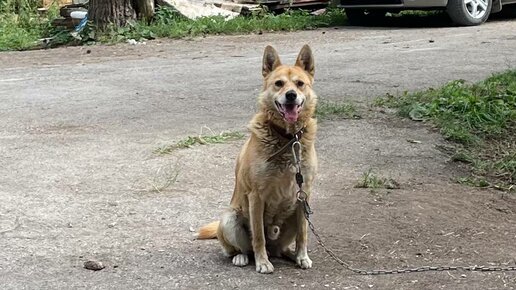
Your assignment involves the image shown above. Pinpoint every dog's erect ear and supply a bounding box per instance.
[262,45,282,77]
[295,45,315,77]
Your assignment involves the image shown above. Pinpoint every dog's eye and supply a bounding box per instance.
[296,81,305,87]
[275,80,284,87]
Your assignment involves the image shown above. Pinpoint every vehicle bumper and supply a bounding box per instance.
[338,0,448,8]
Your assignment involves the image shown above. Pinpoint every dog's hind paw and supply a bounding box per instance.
[232,254,249,267]
[296,255,312,269]
[255,259,274,274]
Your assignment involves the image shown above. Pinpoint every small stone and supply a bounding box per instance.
[84,260,105,271]
[86,49,91,54]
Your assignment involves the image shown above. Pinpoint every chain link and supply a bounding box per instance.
[303,209,516,275]
[291,136,516,275]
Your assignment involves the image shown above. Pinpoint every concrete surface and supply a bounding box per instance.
[1,17,516,289]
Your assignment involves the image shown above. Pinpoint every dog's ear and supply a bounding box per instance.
[295,45,314,77]
[262,45,282,77]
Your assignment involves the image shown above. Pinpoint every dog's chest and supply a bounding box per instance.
[259,132,314,225]
[262,170,298,225]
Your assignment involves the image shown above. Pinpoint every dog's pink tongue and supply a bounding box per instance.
[284,108,299,124]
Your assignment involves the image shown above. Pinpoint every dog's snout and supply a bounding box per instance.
[285,90,297,102]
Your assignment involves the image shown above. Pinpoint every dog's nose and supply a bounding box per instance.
[285,90,297,102]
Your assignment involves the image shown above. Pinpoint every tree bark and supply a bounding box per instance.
[134,0,155,21]
[88,0,137,29]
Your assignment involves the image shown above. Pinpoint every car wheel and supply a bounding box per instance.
[345,9,386,25]
[446,0,492,25]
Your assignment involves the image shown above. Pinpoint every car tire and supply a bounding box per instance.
[446,0,492,26]
[345,9,386,25]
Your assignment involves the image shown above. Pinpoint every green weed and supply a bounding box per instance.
[96,8,347,43]
[456,176,490,188]
[316,101,359,120]
[377,70,516,189]
[155,131,245,155]
[0,0,67,50]
[355,169,399,189]
[0,5,347,50]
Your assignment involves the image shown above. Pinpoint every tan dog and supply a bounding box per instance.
[198,45,318,274]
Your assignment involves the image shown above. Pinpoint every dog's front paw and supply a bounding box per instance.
[255,259,274,274]
[296,254,312,269]
[232,254,249,267]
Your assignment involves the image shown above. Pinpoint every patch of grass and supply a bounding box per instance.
[316,101,359,120]
[355,169,399,189]
[0,0,68,51]
[155,131,245,155]
[0,4,347,50]
[96,8,347,43]
[376,70,516,189]
[395,10,442,17]
[456,176,490,188]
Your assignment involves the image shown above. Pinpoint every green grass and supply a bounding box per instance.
[95,8,346,43]
[355,169,399,189]
[316,101,359,120]
[155,131,245,155]
[0,5,347,51]
[0,0,70,51]
[395,10,442,17]
[376,70,516,189]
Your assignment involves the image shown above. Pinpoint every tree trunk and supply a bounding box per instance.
[88,0,137,29]
[134,0,155,21]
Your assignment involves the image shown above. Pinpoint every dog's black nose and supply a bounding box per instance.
[285,90,297,102]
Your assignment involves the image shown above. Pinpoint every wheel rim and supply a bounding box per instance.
[463,0,488,19]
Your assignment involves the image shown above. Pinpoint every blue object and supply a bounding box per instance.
[75,15,88,33]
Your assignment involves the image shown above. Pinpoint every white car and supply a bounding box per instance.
[339,0,516,26]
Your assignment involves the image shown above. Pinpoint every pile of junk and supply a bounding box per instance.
[44,0,331,32]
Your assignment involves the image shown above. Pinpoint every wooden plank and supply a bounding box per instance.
[206,0,262,14]
[42,0,74,8]
[158,0,239,20]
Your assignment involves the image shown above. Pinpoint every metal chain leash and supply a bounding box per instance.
[290,138,516,275]
[304,210,516,275]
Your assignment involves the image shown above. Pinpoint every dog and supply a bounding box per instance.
[198,45,318,274]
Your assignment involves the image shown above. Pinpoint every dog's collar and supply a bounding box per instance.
[267,123,304,162]
[269,122,304,141]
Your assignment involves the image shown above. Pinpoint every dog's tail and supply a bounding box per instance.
[197,221,219,239]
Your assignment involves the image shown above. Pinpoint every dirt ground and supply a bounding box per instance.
[1,17,516,290]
